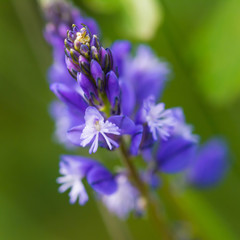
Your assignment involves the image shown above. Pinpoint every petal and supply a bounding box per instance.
[187,138,229,188]
[84,106,104,123]
[126,45,169,105]
[60,155,98,176]
[67,125,85,145]
[90,59,104,86]
[130,125,143,156]
[50,83,88,113]
[172,107,185,123]
[119,79,135,117]
[106,71,120,108]
[48,61,76,87]
[157,136,197,173]
[111,40,132,75]
[77,72,98,100]
[108,115,136,135]
[87,166,117,195]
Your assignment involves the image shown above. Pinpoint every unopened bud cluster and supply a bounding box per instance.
[65,24,120,115]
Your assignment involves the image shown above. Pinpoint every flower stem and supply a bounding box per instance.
[119,141,174,240]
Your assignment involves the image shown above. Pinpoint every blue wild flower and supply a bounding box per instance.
[40,1,230,219]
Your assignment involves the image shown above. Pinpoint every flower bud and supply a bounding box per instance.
[90,35,100,49]
[90,60,105,91]
[106,71,120,114]
[91,46,100,62]
[79,55,90,75]
[77,72,98,101]
[100,47,109,73]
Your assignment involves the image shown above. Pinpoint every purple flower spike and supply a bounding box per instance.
[64,24,121,114]
[187,138,229,188]
[57,155,116,205]
[90,59,105,90]
[157,136,197,173]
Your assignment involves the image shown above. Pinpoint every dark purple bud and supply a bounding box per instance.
[80,44,90,58]
[74,40,81,52]
[80,24,92,38]
[79,55,90,75]
[77,72,98,100]
[64,48,71,58]
[70,49,80,64]
[106,48,114,72]
[90,46,100,62]
[64,38,73,50]
[90,35,100,49]
[90,59,105,91]
[65,56,81,79]
[100,47,109,73]
[67,30,76,42]
[72,24,80,33]
[106,71,120,109]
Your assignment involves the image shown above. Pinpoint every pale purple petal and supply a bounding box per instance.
[157,136,197,173]
[187,138,229,188]
[87,166,117,195]
[67,125,85,146]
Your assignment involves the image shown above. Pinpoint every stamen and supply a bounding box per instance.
[75,28,90,44]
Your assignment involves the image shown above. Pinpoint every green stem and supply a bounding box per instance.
[119,141,174,240]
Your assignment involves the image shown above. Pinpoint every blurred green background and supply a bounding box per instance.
[1,0,240,239]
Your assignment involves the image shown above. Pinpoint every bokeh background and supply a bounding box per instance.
[1,0,240,239]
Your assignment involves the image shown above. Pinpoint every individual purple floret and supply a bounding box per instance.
[68,107,120,153]
[186,138,229,188]
[141,108,198,186]
[57,155,117,205]
[67,106,139,153]
[137,96,175,141]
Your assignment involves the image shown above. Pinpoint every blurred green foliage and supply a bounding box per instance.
[0,0,240,239]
